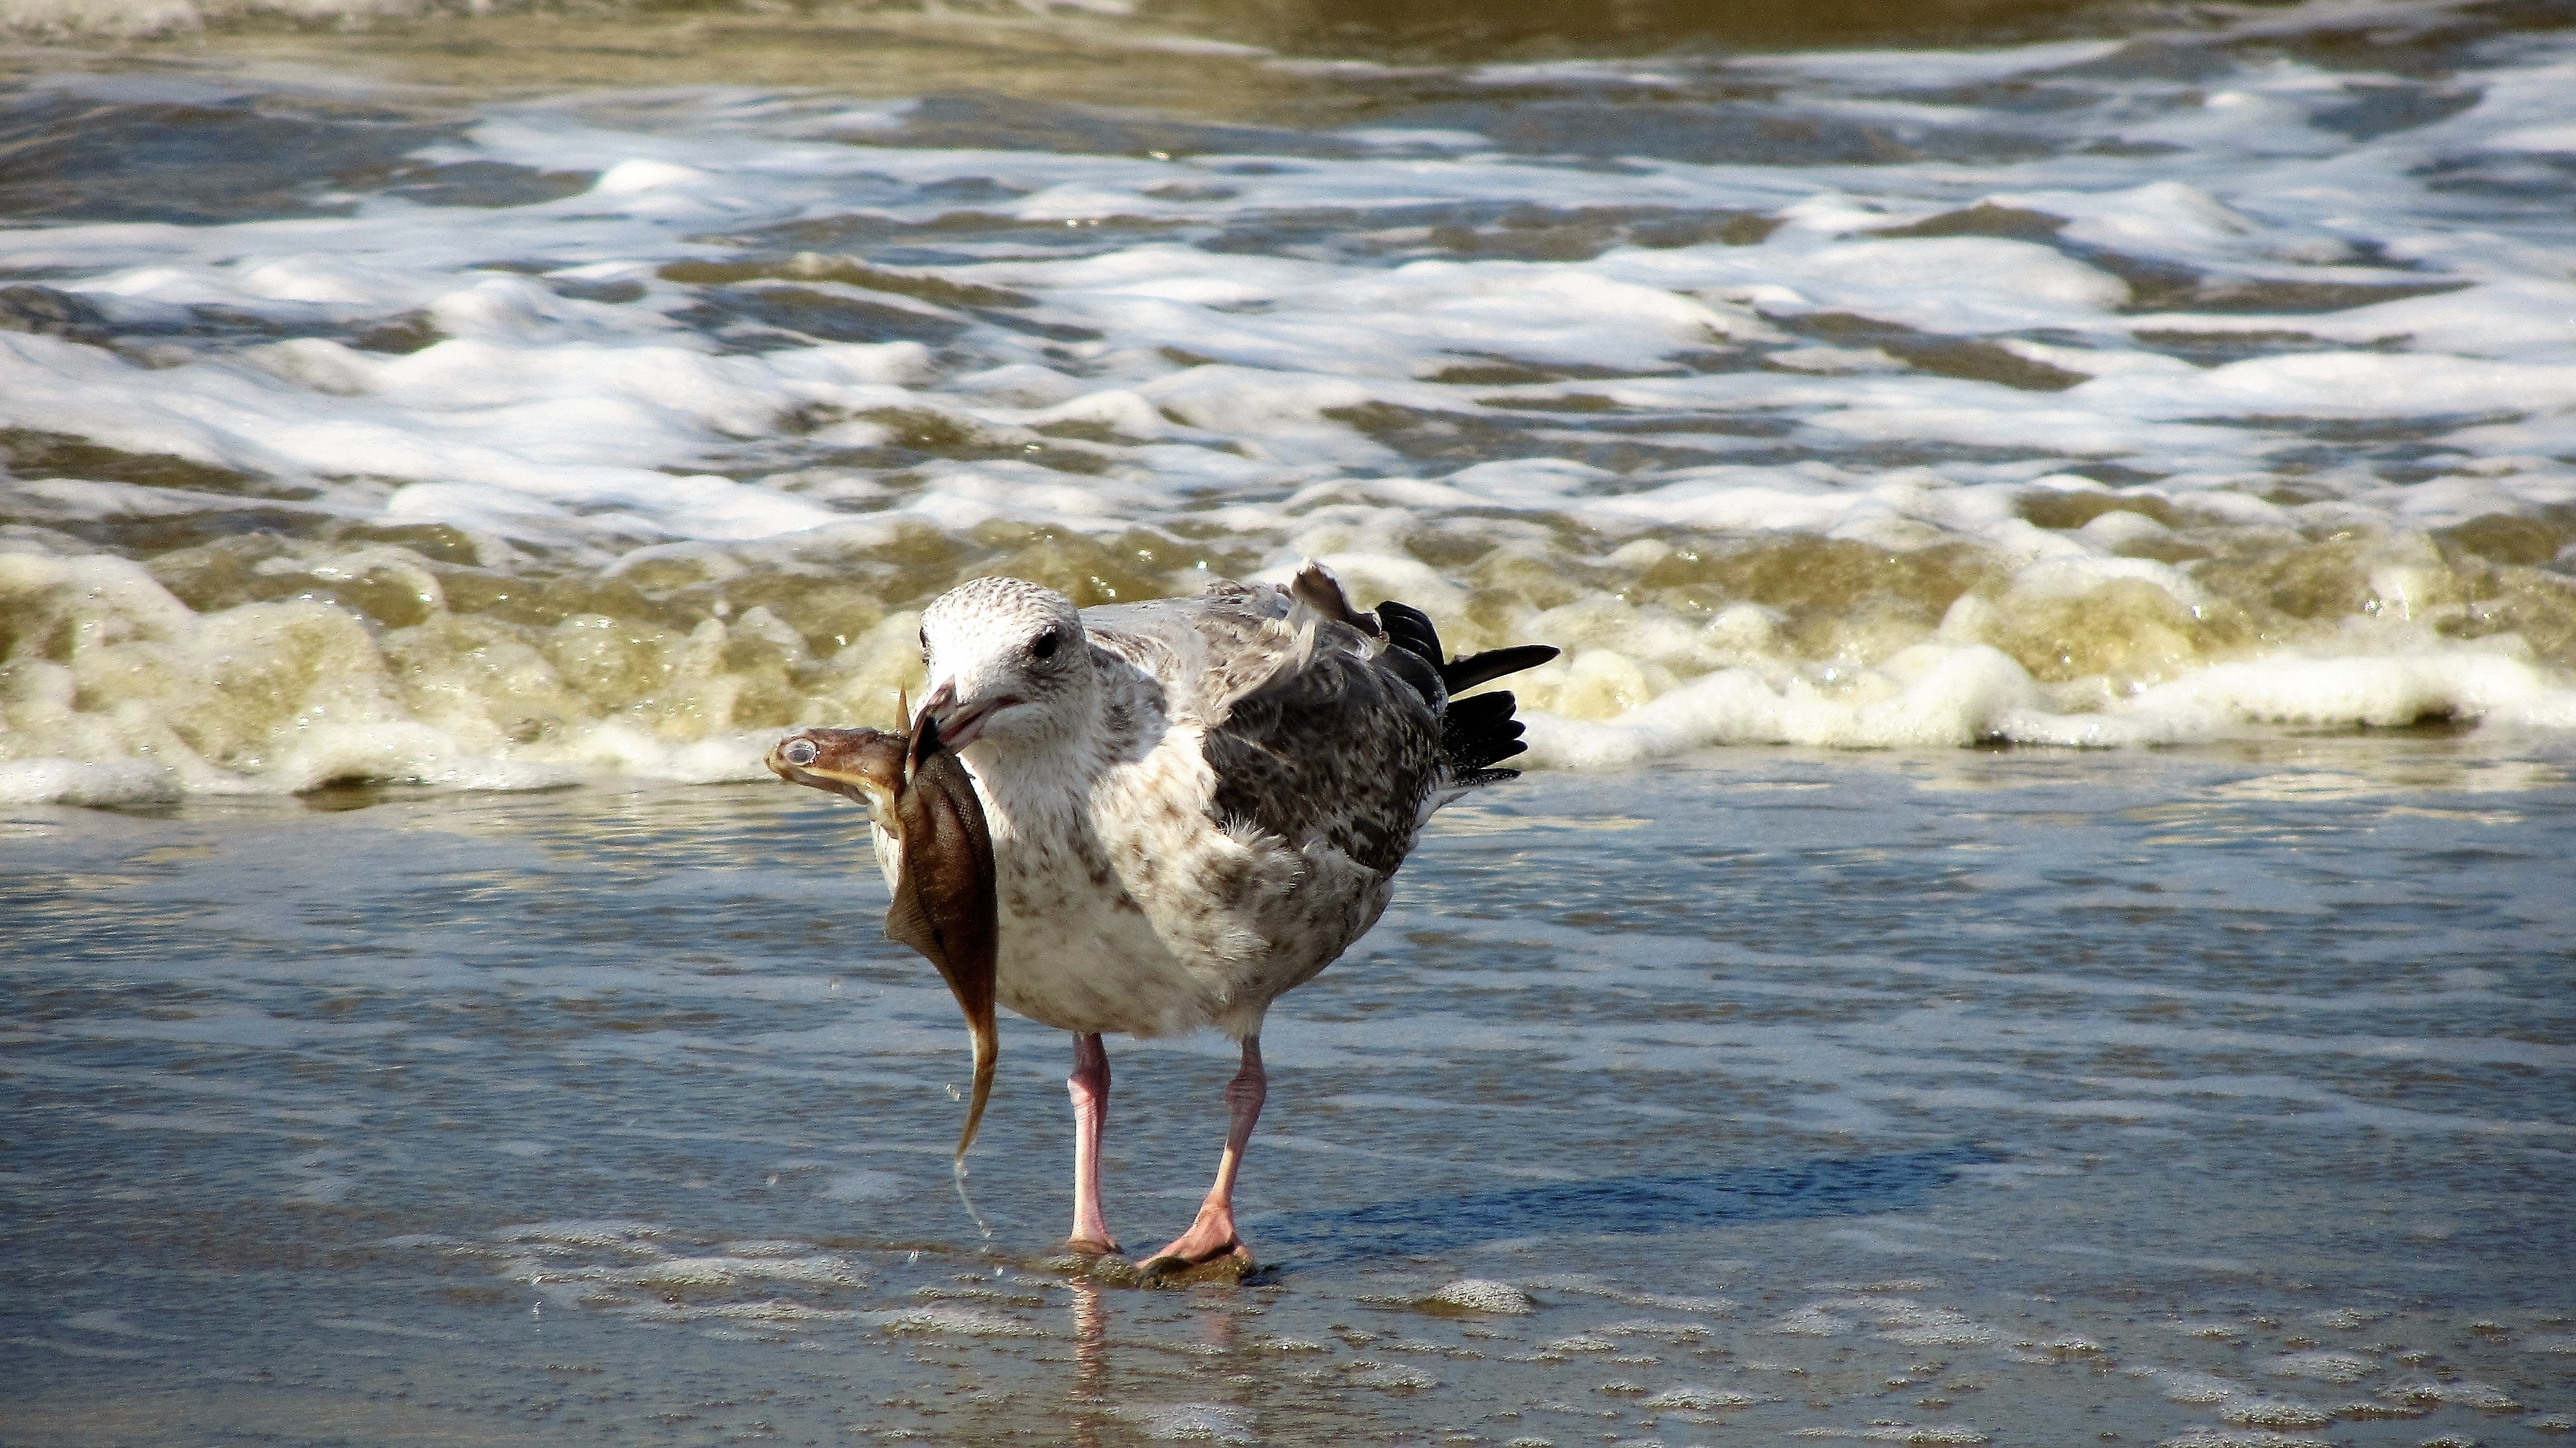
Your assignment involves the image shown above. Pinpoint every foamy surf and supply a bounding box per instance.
[5,2,2576,802]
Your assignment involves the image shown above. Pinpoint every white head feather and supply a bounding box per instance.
[917,577,1092,752]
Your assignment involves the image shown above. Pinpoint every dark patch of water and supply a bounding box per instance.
[1268,1144,2005,1262]
[0,90,456,224]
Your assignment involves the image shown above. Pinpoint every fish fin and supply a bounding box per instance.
[884,872,940,961]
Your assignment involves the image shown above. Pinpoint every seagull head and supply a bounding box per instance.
[916,576,1091,752]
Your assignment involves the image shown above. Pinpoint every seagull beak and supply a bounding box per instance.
[918,676,1012,751]
[916,678,956,736]
[886,710,1001,1161]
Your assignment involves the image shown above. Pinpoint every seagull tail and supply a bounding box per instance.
[1375,599,1559,789]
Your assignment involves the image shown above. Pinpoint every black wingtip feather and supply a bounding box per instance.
[1370,600,1553,791]
[1379,642,1444,710]
[1441,690,1530,773]
[1444,643,1560,693]
[1376,599,1443,667]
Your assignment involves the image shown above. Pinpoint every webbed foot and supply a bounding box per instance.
[1137,1239,1255,1288]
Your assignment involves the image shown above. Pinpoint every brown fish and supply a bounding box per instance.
[766,716,999,1159]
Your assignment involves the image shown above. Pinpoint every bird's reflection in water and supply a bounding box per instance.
[1066,1278,1109,1447]
[1191,1297,1238,1354]
[1059,1276,1252,1443]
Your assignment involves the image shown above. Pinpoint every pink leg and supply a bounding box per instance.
[1145,1036,1265,1271]
[1066,1033,1117,1254]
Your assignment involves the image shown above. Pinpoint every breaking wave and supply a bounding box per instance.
[6,0,2576,801]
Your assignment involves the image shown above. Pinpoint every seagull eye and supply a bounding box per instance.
[782,739,818,766]
[1030,628,1061,661]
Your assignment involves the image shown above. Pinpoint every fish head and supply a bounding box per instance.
[766,726,907,826]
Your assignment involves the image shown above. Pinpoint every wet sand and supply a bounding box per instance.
[5,740,2571,1445]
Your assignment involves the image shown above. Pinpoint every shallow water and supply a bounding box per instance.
[5,742,2573,1446]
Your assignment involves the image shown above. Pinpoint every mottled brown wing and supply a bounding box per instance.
[1200,638,1442,877]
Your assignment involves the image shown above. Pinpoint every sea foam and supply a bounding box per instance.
[6,15,2576,799]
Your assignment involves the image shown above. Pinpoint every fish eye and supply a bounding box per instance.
[782,738,818,766]
[1030,628,1061,661]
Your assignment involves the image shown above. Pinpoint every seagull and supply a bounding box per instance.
[779,564,1556,1279]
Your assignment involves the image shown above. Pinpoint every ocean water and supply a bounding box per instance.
[5,741,2573,1447]
[4,2,2575,1444]
[8,0,2576,801]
